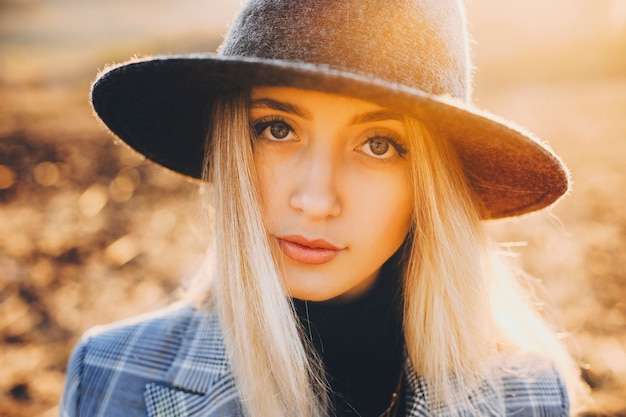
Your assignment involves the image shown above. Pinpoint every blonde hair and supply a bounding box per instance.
[202,90,327,417]
[402,120,586,413]
[197,90,586,416]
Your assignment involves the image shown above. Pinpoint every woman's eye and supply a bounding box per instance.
[368,137,390,156]
[358,136,407,159]
[253,120,295,141]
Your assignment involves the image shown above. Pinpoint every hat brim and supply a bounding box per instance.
[91,54,569,219]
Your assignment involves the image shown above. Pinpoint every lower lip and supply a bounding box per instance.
[277,239,340,265]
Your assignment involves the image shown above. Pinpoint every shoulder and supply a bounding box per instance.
[76,301,221,354]
[74,301,226,377]
[60,302,234,417]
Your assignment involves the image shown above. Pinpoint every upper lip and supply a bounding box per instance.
[277,235,342,250]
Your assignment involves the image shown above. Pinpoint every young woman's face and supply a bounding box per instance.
[251,87,413,302]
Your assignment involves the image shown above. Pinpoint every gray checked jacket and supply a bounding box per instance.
[60,302,570,417]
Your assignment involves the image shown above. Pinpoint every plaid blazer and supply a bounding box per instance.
[60,302,570,417]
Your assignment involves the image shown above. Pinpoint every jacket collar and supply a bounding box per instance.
[162,306,232,394]
[403,355,431,417]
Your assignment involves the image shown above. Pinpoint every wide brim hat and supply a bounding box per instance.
[91,0,569,220]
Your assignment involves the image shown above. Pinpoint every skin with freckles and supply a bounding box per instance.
[251,87,413,302]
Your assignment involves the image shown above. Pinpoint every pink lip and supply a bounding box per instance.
[277,235,342,265]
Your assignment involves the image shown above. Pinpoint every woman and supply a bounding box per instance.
[60,0,587,416]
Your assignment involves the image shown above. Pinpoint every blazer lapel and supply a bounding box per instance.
[143,307,243,417]
[402,356,509,417]
[403,356,431,417]
[145,383,205,417]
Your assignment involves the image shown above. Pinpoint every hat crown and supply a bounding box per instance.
[220,0,470,100]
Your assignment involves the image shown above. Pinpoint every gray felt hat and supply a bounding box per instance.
[91,0,570,219]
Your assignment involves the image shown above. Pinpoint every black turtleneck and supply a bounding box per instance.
[292,259,405,417]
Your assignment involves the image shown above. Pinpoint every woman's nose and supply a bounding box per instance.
[289,147,342,219]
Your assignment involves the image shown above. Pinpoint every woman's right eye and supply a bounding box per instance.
[253,120,296,141]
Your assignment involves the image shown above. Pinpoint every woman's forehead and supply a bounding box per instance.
[250,87,407,124]
[251,87,387,111]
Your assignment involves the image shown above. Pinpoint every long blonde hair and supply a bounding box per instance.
[402,120,586,412]
[197,89,585,416]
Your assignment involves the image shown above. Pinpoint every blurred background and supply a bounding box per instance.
[0,0,625,415]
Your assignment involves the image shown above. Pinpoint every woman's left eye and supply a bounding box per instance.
[253,119,296,141]
[357,136,407,159]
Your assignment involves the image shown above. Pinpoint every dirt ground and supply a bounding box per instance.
[1,0,625,416]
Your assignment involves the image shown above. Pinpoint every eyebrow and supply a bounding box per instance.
[349,110,406,125]
[250,98,313,119]
[250,97,405,125]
